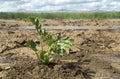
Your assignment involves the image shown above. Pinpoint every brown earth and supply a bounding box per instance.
[0,29,120,79]
[0,19,120,27]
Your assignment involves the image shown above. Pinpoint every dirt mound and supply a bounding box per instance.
[7,54,86,79]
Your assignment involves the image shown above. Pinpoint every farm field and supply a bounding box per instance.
[0,29,120,79]
[0,18,120,28]
[0,13,120,79]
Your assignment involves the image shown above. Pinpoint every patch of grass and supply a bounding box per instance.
[0,12,120,19]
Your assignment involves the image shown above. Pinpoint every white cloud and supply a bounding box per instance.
[0,0,120,12]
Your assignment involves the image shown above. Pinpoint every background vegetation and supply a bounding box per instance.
[0,12,120,19]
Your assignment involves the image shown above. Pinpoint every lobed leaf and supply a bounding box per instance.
[25,40,37,51]
[49,36,73,56]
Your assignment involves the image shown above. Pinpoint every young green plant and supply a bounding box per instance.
[26,16,74,64]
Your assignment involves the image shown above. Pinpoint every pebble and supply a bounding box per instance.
[4,66,10,70]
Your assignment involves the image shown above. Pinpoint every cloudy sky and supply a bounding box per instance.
[0,0,120,12]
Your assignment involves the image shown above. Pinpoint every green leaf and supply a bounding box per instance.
[42,29,48,35]
[43,34,53,46]
[29,16,35,25]
[52,36,73,56]
[35,18,39,27]
[39,51,52,64]
[55,33,62,41]
[29,16,42,35]
[25,40,37,51]
[35,19,42,35]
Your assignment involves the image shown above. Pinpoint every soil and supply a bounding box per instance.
[0,18,120,79]
[0,29,120,79]
[0,19,120,28]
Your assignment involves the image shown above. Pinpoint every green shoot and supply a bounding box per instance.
[26,16,74,64]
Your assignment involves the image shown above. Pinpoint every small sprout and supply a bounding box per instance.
[26,16,74,64]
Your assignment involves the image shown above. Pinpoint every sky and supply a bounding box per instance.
[0,0,120,12]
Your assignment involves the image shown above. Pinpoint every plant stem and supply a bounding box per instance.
[40,36,43,51]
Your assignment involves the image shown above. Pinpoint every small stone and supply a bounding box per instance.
[4,66,10,70]
[41,69,44,73]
